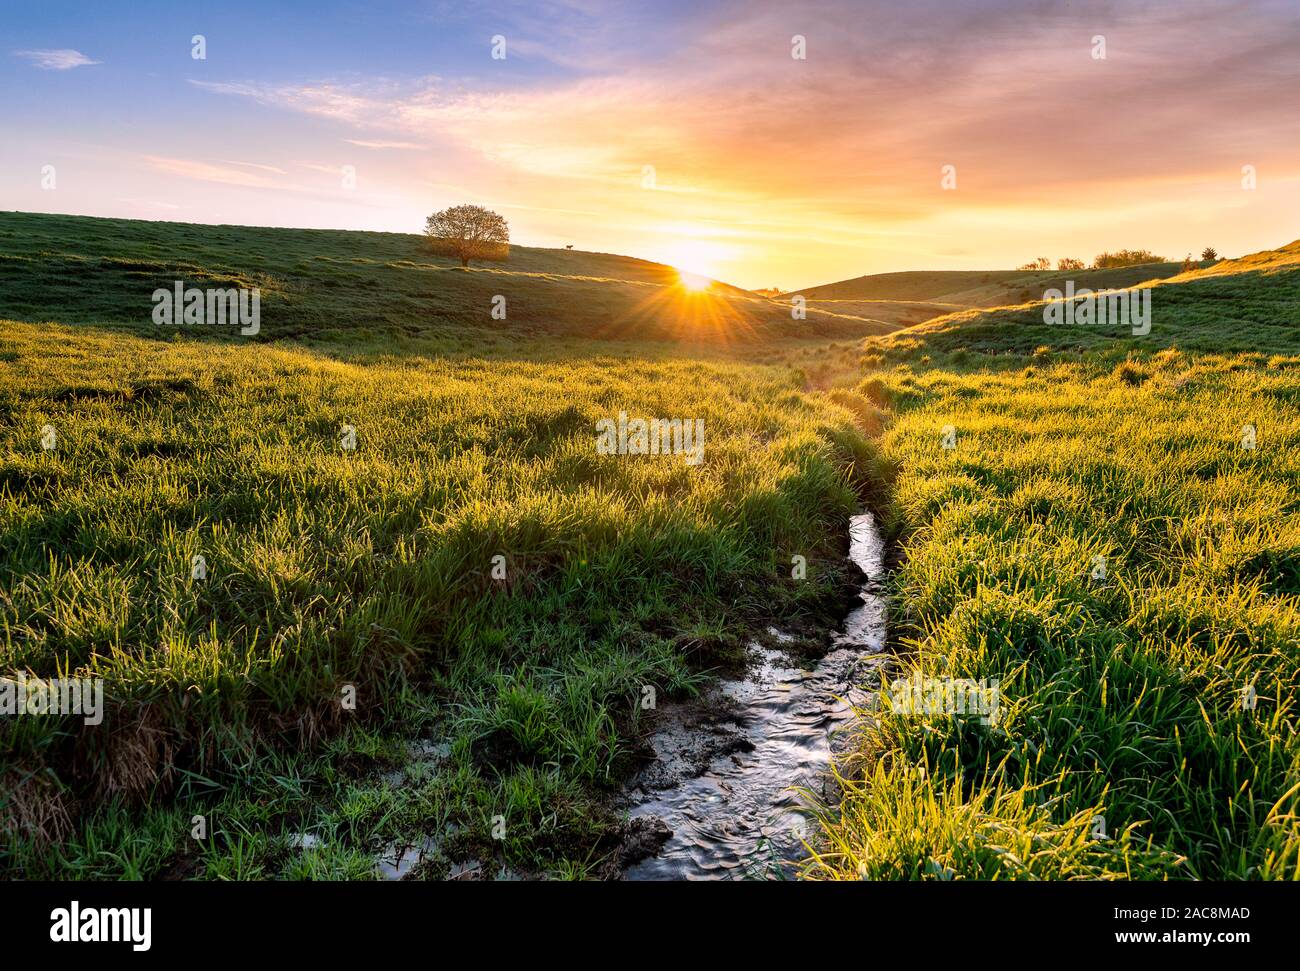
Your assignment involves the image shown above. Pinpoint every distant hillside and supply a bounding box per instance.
[875,241,1299,357]
[486,245,755,296]
[790,298,967,331]
[0,212,894,345]
[786,262,1207,309]
[1166,239,1300,281]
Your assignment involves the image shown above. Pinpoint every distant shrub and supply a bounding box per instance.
[1201,247,1219,261]
[1018,257,1052,271]
[1057,257,1086,271]
[1092,249,1165,269]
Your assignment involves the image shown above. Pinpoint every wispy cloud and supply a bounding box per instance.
[185,0,1300,216]
[297,162,349,176]
[117,197,181,211]
[141,156,284,189]
[137,154,412,212]
[188,79,379,123]
[221,160,288,175]
[14,48,100,70]
[345,139,425,150]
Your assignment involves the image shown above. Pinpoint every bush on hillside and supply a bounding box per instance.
[1092,249,1165,269]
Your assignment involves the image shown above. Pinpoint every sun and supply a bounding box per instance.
[657,238,731,290]
[676,269,711,291]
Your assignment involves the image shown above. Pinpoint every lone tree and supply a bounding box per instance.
[424,204,509,267]
[1201,246,1219,261]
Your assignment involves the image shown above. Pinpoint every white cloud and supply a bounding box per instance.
[221,160,288,175]
[14,49,100,70]
[188,79,378,123]
[141,155,283,189]
[297,162,349,176]
[345,139,424,150]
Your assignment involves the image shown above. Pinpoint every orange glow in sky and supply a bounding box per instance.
[5,1,1299,291]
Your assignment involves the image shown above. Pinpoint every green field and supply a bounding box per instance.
[0,211,894,346]
[781,260,1211,336]
[808,245,1300,879]
[0,211,883,877]
[785,261,1206,307]
[2,211,1296,880]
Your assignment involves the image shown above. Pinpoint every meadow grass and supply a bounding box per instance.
[806,246,1300,880]
[0,296,881,875]
[4,212,1296,880]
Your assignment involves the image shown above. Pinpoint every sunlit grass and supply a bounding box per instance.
[4,210,1297,881]
[806,249,1300,880]
[0,310,882,876]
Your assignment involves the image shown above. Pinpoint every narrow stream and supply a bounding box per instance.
[623,512,889,880]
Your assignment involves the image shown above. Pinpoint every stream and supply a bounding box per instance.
[623,511,889,880]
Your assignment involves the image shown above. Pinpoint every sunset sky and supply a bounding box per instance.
[3,0,1299,290]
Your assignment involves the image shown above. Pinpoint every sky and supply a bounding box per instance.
[2,0,1299,291]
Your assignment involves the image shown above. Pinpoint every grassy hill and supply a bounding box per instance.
[805,241,1300,880]
[785,262,1205,311]
[891,241,1300,357]
[0,211,887,878]
[787,298,968,332]
[0,212,894,346]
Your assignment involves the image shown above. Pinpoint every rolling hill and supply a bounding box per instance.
[0,212,895,345]
[884,240,1300,356]
[783,261,1212,331]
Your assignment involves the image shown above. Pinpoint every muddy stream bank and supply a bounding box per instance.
[621,511,889,879]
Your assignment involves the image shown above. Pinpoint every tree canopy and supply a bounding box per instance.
[424,205,510,267]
